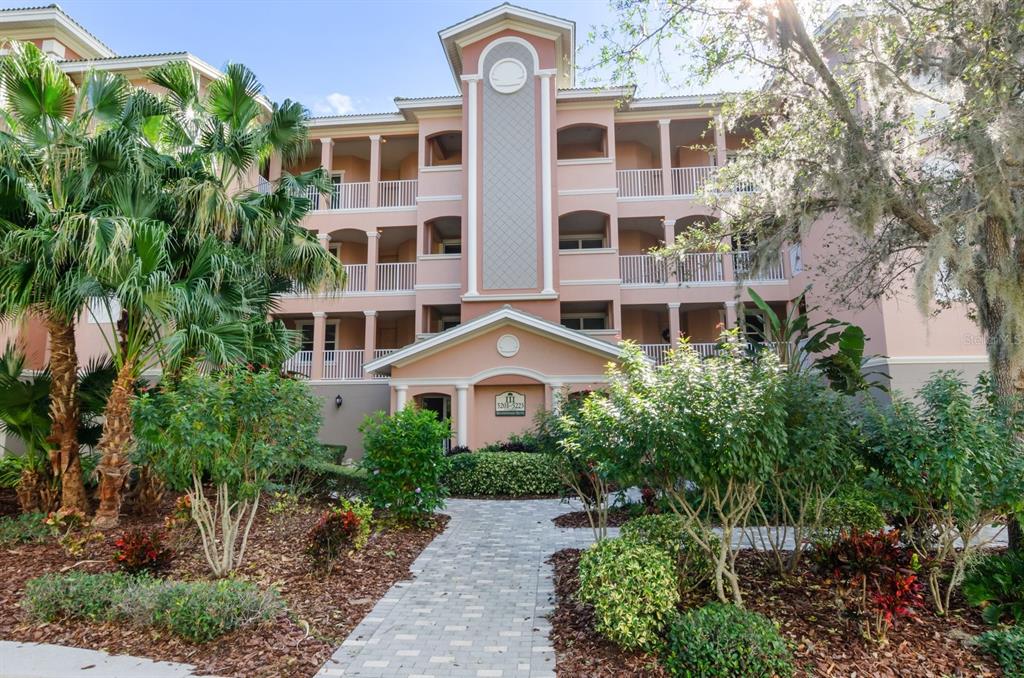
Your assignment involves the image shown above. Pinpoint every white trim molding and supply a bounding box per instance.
[558,187,618,196]
[539,71,555,295]
[557,157,614,166]
[462,292,558,302]
[417,194,463,202]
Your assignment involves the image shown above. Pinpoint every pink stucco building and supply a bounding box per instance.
[1,4,987,456]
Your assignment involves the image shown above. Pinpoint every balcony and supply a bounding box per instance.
[616,169,663,198]
[620,252,784,286]
[285,347,399,381]
[378,180,418,208]
[377,262,416,292]
[639,342,780,365]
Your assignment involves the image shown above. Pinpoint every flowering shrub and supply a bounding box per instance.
[812,529,923,643]
[359,407,449,524]
[306,499,374,566]
[112,528,172,574]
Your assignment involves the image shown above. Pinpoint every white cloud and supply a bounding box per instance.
[311,92,356,116]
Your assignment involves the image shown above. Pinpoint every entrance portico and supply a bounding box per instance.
[364,306,628,449]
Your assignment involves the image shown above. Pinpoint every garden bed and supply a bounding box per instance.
[0,494,447,678]
[549,548,1001,677]
[552,507,636,529]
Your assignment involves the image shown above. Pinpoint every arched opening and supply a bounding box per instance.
[424,131,462,166]
[423,216,462,255]
[415,392,453,452]
[557,124,608,160]
[326,228,370,291]
[558,211,609,250]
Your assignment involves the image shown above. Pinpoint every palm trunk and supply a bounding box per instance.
[43,315,89,513]
[93,358,137,529]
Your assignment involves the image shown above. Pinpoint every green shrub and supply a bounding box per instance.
[306,498,374,566]
[151,579,282,643]
[444,452,563,497]
[964,551,1024,625]
[977,628,1024,678]
[813,494,886,543]
[0,512,48,545]
[661,603,794,677]
[24,572,282,643]
[0,455,24,488]
[577,537,679,650]
[359,406,449,523]
[620,514,716,594]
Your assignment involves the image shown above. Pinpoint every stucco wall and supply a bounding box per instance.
[311,381,391,459]
[473,383,545,448]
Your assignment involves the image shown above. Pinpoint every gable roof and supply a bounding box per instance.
[364,305,628,376]
[438,3,575,88]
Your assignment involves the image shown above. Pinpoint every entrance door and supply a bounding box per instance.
[417,394,452,452]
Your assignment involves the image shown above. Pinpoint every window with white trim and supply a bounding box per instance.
[560,313,608,331]
[558,234,606,250]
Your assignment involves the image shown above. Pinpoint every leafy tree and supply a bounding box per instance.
[589,336,788,605]
[134,365,322,576]
[594,0,1024,546]
[862,372,1024,614]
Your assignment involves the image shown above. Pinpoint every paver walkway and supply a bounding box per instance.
[316,498,600,678]
[0,641,215,677]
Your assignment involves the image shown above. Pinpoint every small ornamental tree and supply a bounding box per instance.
[596,335,788,605]
[862,372,1024,615]
[753,371,862,573]
[359,406,449,524]
[134,365,322,577]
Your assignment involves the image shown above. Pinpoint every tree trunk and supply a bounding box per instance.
[983,323,1024,551]
[93,358,137,529]
[43,315,89,513]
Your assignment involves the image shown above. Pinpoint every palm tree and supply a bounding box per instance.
[87,62,345,527]
[0,344,115,512]
[0,41,143,512]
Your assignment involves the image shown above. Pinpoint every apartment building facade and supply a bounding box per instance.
[1,4,988,456]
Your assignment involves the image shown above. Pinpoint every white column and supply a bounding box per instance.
[317,232,330,250]
[539,70,556,294]
[668,302,681,348]
[369,134,382,207]
[455,384,469,447]
[366,230,380,292]
[395,385,408,410]
[462,75,481,297]
[714,114,728,168]
[549,381,564,414]
[362,310,377,378]
[659,119,672,196]
[724,300,739,328]
[311,311,326,381]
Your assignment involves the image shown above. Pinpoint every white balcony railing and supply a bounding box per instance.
[324,349,364,380]
[344,264,367,292]
[378,179,418,208]
[620,254,668,285]
[293,185,322,210]
[283,350,312,377]
[369,349,397,380]
[256,176,272,195]
[377,262,416,291]
[671,166,715,196]
[675,252,725,283]
[330,182,370,210]
[640,343,671,365]
[616,169,663,198]
[733,251,785,281]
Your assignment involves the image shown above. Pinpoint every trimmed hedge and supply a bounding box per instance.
[661,603,794,677]
[24,572,282,643]
[444,454,565,497]
[443,452,564,497]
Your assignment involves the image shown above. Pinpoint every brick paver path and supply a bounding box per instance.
[315,498,600,678]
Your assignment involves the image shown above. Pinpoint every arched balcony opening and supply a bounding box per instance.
[326,228,370,292]
[423,216,462,255]
[558,211,610,250]
[557,123,608,160]
[424,131,462,167]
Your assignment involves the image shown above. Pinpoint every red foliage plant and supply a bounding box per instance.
[306,509,362,566]
[112,528,172,574]
[812,529,924,643]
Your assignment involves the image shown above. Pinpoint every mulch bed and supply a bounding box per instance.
[0,493,447,678]
[549,548,1001,678]
[552,507,635,529]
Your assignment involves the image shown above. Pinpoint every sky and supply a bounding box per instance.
[0,0,720,115]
